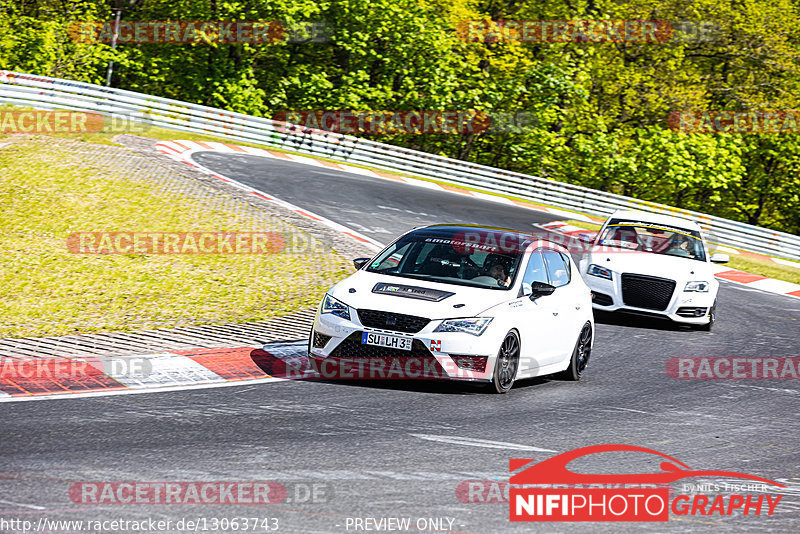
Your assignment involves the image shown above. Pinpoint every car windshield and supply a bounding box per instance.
[366,228,530,290]
[598,219,707,262]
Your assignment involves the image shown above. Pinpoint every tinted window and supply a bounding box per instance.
[559,252,572,279]
[598,219,707,262]
[365,228,530,290]
[543,250,570,287]
[522,251,549,286]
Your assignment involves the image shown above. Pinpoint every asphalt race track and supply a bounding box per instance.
[1,152,799,533]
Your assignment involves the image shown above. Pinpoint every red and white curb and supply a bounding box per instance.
[0,342,307,402]
[154,139,595,233]
[539,222,800,300]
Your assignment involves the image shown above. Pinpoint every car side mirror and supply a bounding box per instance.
[521,282,533,297]
[710,252,729,264]
[529,281,556,300]
[353,257,370,270]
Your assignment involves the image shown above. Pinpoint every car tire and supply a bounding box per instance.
[560,323,592,381]
[488,330,520,394]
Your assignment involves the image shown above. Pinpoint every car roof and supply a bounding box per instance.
[607,210,701,232]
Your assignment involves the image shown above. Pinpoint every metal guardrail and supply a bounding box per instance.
[2,70,799,261]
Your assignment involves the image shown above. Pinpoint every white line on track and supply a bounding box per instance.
[0,499,45,510]
[728,384,800,396]
[410,433,556,452]
[608,407,648,414]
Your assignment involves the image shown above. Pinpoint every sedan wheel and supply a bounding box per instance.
[489,331,520,394]
[561,323,592,381]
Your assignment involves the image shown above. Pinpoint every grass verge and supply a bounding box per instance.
[0,135,350,338]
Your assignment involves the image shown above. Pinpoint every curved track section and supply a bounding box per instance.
[1,152,799,533]
[191,151,561,243]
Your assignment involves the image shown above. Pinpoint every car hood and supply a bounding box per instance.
[586,248,713,282]
[327,271,514,319]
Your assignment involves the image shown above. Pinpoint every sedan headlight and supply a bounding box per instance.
[684,281,710,292]
[587,264,612,280]
[433,317,493,336]
[321,293,351,320]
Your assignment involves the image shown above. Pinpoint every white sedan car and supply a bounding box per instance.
[578,210,729,330]
[309,224,594,393]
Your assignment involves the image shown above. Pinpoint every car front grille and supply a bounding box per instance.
[621,273,676,311]
[357,309,430,333]
[329,332,433,359]
[327,333,446,378]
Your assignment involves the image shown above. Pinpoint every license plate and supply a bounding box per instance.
[361,332,413,351]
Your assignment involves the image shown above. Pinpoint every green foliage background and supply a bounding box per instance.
[3,0,799,234]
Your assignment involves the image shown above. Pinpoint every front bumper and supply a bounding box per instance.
[586,273,715,324]
[309,311,496,382]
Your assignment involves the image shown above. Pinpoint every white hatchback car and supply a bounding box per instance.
[309,224,594,393]
[578,210,729,330]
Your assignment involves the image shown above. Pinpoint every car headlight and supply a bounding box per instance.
[587,264,612,280]
[684,281,710,292]
[433,317,493,336]
[321,293,351,320]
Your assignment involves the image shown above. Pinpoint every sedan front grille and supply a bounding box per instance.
[621,273,676,311]
[357,309,430,333]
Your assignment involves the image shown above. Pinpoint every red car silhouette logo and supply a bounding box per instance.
[510,444,785,487]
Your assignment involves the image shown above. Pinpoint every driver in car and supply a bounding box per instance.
[489,262,511,287]
[668,235,696,259]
